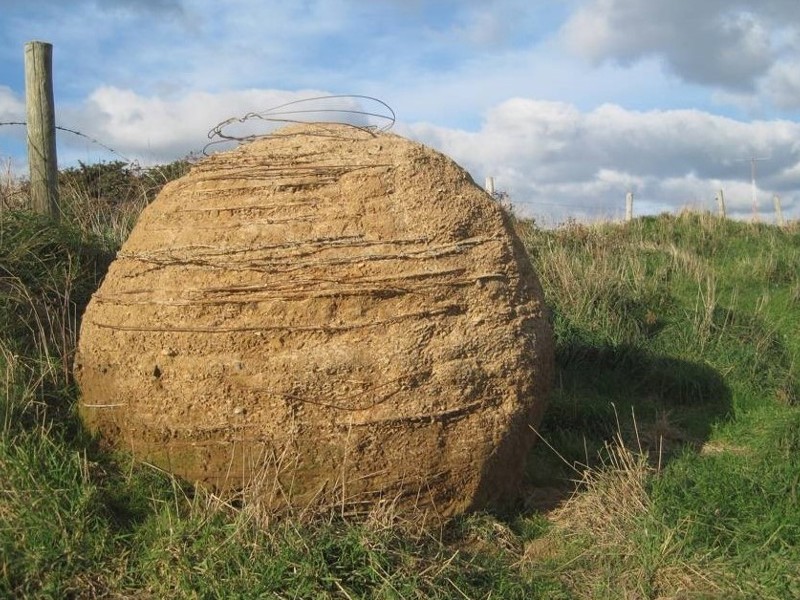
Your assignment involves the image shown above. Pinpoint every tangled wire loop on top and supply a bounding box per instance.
[204,95,396,155]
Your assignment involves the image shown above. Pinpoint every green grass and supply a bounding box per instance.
[520,213,799,598]
[2,164,799,598]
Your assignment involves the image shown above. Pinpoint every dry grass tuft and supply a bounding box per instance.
[549,433,652,547]
[529,431,740,599]
[0,159,28,211]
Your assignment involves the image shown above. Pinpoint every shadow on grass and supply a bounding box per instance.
[524,341,732,512]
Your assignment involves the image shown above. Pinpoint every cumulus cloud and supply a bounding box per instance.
[562,0,799,93]
[0,86,25,121]
[404,98,800,223]
[764,60,800,109]
[0,86,26,157]
[56,87,387,163]
[4,82,798,224]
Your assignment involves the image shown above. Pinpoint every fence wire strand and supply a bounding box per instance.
[0,121,132,162]
[204,94,396,155]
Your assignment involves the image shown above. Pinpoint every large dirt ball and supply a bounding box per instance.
[75,123,554,518]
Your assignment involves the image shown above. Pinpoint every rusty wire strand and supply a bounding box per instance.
[204,94,396,155]
[0,121,132,162]
[2,94,396,164]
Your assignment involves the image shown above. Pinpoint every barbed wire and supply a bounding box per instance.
[0,121,132,162]
[0,118,662,218]
[204,94,396,155]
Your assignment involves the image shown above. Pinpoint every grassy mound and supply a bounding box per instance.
[1,163,799,598]
[521,213,799,599]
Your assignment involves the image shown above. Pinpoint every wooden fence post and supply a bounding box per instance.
[625,191,633,222]
[716,189,726,218]
[485,176,495,196]
[24,41,59,220]
[773,194,785,227]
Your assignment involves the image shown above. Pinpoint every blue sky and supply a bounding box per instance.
[1,0,800,223]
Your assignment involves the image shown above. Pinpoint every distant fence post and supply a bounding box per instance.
[773,194,785,227]
[625,191,633,222]
[485,176,495,196]
[716,189,726,218]
[24,40,59,220]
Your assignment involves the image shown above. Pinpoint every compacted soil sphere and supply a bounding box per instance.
[75,123,554,518]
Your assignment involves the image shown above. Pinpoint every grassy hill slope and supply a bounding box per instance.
[1,166,798,598]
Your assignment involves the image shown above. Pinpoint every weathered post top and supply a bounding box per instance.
[24,40,60,220]
[625,191,634,222]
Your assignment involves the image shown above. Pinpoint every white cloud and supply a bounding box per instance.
[0,85,25,121]
[0,86,26,155]
[764,60,800,109]
[58,87,345,162]
[54,87,396,164]
[405,98,800,223]
[562,0,800,96]
[33,88,799,224]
